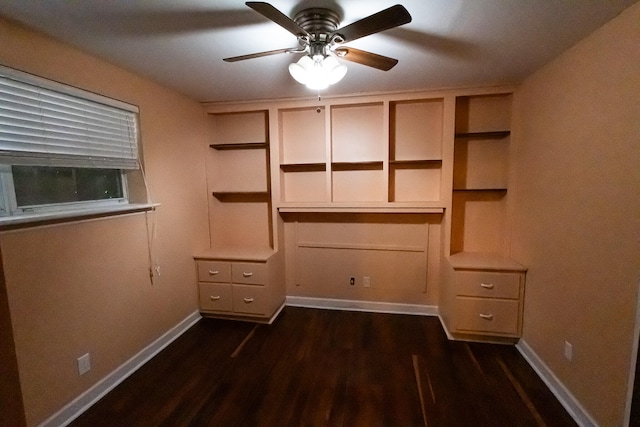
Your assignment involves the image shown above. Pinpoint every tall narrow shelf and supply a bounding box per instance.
[442,92,527,343]
[198,109,284,323]
[450,94,512,256]
[206,110,273,251]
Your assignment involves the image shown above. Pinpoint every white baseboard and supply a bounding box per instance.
[41,310,202,427]
[286,296,438,316]
[516,339,598,427]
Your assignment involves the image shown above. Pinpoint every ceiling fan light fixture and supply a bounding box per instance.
[288,54,347,91]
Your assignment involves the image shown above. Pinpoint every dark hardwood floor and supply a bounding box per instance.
[70,307,577,427]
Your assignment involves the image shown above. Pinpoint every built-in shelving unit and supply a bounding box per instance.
[206,110,273,250]
[450,94,512,255]
[441,92,527,343]
[198,88,525,337]
[277,96,445,210]
[197,109,285,322]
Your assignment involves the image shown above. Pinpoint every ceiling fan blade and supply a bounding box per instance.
[335,47,398,71]
[246,2,309,38]
[331,5,411,44]
[223,48,295,62]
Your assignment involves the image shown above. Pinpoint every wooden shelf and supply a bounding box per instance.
[210,142,268,150]
[195,247,276,262]
[389,159,442,167]
[212,191,270,202]
[278,203,444,214]
[280,163,326,172]
[454,131,511,139]
[453,187,508,192]
[448,252,527,272]
[331,161,384,171]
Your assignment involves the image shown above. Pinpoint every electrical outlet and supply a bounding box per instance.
[155,264,161,276]
[349,277,355,286]
[77,353,91,376]
[563,341,573,361]
[363,276,371,288]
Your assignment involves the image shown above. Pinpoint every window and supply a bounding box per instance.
[0,65,140,218]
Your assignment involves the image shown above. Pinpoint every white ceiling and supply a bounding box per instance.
[0,0,636,103]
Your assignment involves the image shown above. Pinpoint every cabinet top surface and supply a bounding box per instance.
[195,247,276,262]
[277,203,445,214]
[448,252,527,272]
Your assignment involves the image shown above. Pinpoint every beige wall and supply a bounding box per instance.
[510,3,640,426]
[0,17,210,426]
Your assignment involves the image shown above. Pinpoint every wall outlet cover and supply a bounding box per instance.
[77,353,91,376]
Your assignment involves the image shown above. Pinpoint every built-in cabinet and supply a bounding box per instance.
[195,110,284,322]
[441,93,527,342]
[194,248,284,321]
[278,97,445,211]
[199,88,525,338]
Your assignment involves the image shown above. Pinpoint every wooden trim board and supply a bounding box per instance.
[286,296,438,316]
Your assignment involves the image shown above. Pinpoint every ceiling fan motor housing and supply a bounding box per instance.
[294,8,344,51]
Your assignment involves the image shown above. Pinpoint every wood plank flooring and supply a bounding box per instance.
[70,307,577,427]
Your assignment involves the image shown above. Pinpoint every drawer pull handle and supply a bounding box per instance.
[480,283,494,289]
[242,272,253,278]
[210,296,221,301]
[208,270,219,275]
[479,313,494,320]
[243,298,254,303]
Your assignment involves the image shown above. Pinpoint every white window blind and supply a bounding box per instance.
[0,65,139,169]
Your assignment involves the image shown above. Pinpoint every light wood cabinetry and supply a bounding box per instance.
[195,249,284,322]
[208,110,273,249]
[447,254,525,339]
[197,110,284,322]
[199,88,524,338]
[442,93,527,342]
[278,97,445,212]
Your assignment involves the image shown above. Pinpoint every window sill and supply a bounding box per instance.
[0,203,159,231]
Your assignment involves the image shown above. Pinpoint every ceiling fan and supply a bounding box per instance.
[223,2,412,90]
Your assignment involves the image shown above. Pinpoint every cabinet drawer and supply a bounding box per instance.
[232,262,267,285]
[455,271,521,299]
[199,283,233,312]
[454,297,520,336]
[197,261,231,283]
[232,284,269,316]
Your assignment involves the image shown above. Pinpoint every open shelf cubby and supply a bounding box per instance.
[390,98,444,203]
[207,109,273,251]
[451,93,512,256]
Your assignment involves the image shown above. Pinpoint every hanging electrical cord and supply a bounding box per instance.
[138,158,158,285]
